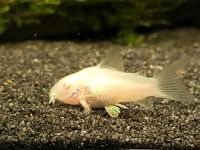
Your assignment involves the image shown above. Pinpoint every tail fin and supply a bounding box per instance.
[156,56,194,103]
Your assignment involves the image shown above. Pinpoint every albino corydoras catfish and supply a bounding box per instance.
[49,50,194,118]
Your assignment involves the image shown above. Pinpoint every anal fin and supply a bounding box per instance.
[137,99,153,110]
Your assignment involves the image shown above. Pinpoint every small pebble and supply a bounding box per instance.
[22,127,27,132]
[19,121,26,127]
[9,103,14,107]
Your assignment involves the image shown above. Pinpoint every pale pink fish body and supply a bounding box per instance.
[77,67,158,107]
[49,51,194,118]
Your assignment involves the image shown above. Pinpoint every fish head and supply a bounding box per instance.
[49,77,80,105]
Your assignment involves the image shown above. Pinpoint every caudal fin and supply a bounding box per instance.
[156,56,194,103]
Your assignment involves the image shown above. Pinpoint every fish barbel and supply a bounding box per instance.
[49,50,194,118]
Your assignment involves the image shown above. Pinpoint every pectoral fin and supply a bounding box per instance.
[105,105,120,118]
[105,104,128,118]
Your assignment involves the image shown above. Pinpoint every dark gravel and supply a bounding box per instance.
[0,28,200,149]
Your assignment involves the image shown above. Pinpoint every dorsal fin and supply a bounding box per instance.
[97,49,124,71]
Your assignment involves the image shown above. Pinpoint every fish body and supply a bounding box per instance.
[78,67,157,107]
[49,51,194,117]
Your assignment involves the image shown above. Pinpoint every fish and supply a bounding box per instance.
[49,50,194,118]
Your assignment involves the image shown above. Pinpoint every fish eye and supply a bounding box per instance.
[62,83,70,91]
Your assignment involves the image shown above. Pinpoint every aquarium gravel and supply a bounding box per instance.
[0,28,200,149]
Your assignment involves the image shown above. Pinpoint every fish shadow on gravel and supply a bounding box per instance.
[0,139,186,150]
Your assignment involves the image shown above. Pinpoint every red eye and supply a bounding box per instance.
[62,83,70,91]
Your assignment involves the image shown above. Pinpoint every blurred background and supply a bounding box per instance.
[0,0,200,44]
[1,1,200,149]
